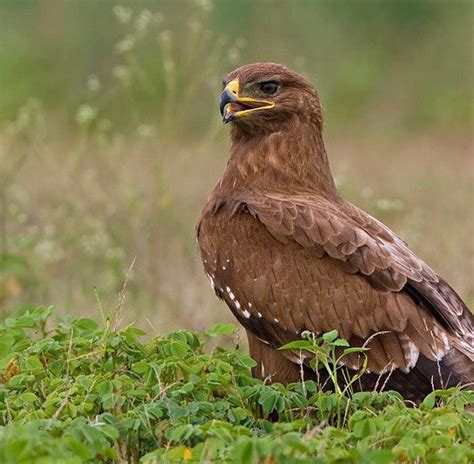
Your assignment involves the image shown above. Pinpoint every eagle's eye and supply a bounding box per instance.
[259,81,278,95]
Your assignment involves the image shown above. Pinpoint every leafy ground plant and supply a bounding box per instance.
[0,306,472,463]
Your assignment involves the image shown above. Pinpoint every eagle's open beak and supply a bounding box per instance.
[219,79,275,124]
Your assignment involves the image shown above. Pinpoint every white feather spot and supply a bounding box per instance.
[235,300,241,309]
[248,302,252,308]
[206,273,215,291]
[260,363,265,377]
[273,318,279,324]
[242,309,251,319]
[226,259,230,263]
[225,286,235,300]
[257,312,262,318]
[431,325,450,358]
[406,341,420,370]
[222,266,226,270]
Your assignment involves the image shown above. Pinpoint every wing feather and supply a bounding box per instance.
[238,192,472,344]
[197,191,473,383]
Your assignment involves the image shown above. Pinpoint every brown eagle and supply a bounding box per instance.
[196,62,473,401]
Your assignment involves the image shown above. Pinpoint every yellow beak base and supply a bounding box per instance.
[220,79,275,123]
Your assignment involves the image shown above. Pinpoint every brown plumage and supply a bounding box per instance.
[196,62,473,401]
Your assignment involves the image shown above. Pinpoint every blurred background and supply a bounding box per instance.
[0,0,472,333]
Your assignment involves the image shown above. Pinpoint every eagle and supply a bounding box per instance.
[196,62,473,401]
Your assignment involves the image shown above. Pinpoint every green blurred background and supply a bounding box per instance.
[0,0,472,332]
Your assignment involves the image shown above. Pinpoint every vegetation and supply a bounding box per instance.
[0,306,472,463]
[0,3,472,461]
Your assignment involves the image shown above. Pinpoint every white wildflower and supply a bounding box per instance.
[116,34,135,53]
[76,104,97,126]
[135,9,152,32]
[113,5,132,24]
[87,75,101,92]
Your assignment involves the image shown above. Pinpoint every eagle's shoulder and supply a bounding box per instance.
[233,190,433,284]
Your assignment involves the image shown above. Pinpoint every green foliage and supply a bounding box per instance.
[0,1,472,323]
[0,307,472,463]
[279,329,370,427]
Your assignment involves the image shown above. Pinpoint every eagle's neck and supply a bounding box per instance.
[220,118,339,198]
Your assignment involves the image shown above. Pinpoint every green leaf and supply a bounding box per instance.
[283,432,309,452]
[99,424,119,441]
[352,392,372,403]
[168,341,189,357]
[68,403,78,418]
[278,340,313,350]
[360,450,396,464]
[206,323,236,337]
[0,336,15,356]
[11,316,36,328]
[421,392,436,409]
[23,356,43,371]
[353,418,378,438]
[17,392,37,404]
[434,412,460,430]
[96,380,113,396]
[259,390,279,414]
[101,393,115,409]
[322,330,339,342]
[170,424,195,443]
[342,347,369,356]
[233,439,257,464]
[427,435,452,447]
[73,318,99,331]
[238,355,257,368]
[127,388,147,399]
[131,361,150,374]
[229,407,247,423]
[331,338,350,347]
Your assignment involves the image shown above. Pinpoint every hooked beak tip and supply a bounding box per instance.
[219,88,235,117]
[222,110,234,124]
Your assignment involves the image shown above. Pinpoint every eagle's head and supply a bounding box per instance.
[220,62,323,134]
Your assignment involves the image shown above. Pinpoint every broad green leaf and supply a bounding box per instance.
[0,336,15,356]
[233,439,257,464]
[322,330,339,342]
[23,356,43,371]
[421,392,436,409]
[331,338,350,347]
[205,323,236,337]
[131,361,150,374]
[278,340,313,350]
[96,380,113,396]
[72,318,99,331]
